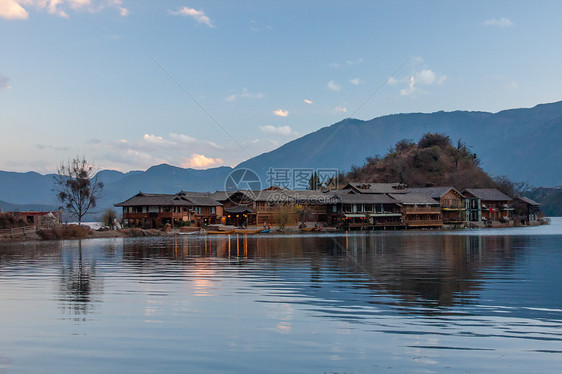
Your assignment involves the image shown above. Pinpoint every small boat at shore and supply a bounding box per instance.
[206,230,235,235]
[234,229,265,234]
[300,227,318,232]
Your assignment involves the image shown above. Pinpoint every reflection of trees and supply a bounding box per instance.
[338,234,520,310]
[59,240,103,317]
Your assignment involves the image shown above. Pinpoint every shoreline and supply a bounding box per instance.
[0,220,549,244]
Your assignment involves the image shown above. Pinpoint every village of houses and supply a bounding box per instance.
[112,182,542,233]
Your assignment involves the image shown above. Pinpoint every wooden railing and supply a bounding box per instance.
[403,206,441,214]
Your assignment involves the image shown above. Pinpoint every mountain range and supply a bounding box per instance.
[1,100,561,218]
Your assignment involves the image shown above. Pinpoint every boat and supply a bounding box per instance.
[260,229,271,233]
[178,230,199,235]
[206,230,235,235]
[300,227,318,232]
[234,229,264,234]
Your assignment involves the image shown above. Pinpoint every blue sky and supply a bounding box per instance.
[1,0,561,173]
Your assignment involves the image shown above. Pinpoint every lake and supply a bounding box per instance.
[1,219,562,373]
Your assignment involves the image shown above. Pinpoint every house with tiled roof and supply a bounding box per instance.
[407,187,467,225]
[115,191,222,228]
[462,188,514,223]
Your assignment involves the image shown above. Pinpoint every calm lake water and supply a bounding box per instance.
[1,219,562,373]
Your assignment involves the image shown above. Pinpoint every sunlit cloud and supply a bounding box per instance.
[169,133,196,143]
[304,99,313,104]
[273,108,289,117]
[181,153,223,168]
[0,0,28,19]
[327,80,341,92]
[484,17,513,28]
[169,6,215,28]
[0,0,129,20]
[350,78,363,85]
[259,125,298,137]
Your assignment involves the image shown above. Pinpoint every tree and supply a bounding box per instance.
[308,172,322,190]
[54,157,103,225]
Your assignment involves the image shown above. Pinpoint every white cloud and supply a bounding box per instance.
[169,6,214,28]
[225,88,264,102]
[346,57,364,66]
[169,133,196,143]
[507,81,519,89]
[415,69,446,85]
[1,1,129,19]
[394,69,446,96]
[400,76,417,96]
[143,133,174,146]
[484,17,513,28]
[327,80,341,92]
[259,125,298,137]
[329,62,340,68]
[350,78,363,85]
[273,108,289,117]
[181,153,223,168]
[332,106,347,114]
[304,99,313,104]
[0,0,29,19]
[0,75,12,90]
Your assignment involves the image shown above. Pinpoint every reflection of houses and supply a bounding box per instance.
[115,191,223,228]
[514,196,541,225]
[389,193,443,228]
[463,189,514,224]
[408,187,467,225]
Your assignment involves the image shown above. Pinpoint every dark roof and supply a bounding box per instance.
[336,193,398,205]
[225,205,255,214]
[407,187,464,199]
[463,189,512,201]
[517,196,541,206]
[345,182,408,194]
[389,193,439,205]
[210,191,231,202]
[115,192,221,207]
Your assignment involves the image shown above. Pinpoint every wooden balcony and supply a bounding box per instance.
[403,206,441,214]
[406,219,443,227]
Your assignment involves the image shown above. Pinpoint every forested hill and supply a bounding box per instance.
[342,133,496,191]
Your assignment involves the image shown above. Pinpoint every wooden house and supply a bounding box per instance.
[328,190,403,229]
[388,193,443,228]
[407,187,467,225]
[462,189,514,223]
[115,191,222,228]
[514,196,541,225]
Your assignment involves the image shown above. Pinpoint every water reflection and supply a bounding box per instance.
[58,240,103,317]
[118,233,534,315]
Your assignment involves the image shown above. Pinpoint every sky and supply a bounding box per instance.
[1,0,561,174]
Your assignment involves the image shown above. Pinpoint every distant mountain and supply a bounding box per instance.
[237,101,562,187]
[1,101,561,218]
[0,200,57,213]
[0,165,233,219]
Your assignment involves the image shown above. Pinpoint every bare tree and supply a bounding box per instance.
[53,157,103,225]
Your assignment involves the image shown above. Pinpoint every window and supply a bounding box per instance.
[210,206,216,214]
